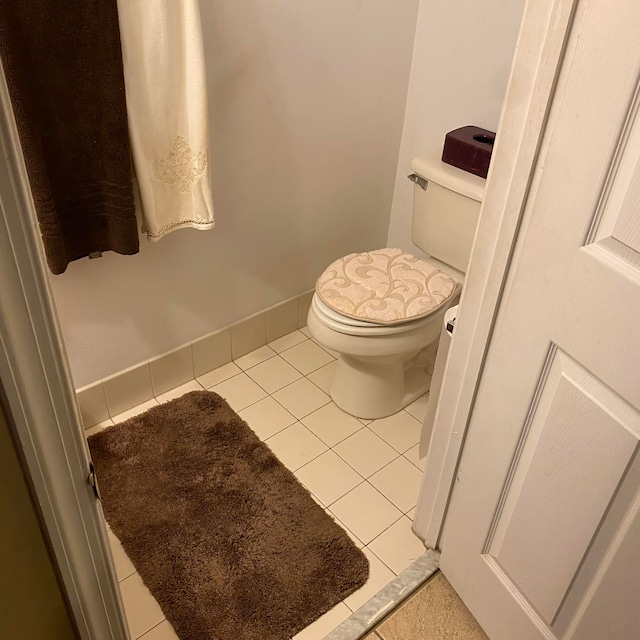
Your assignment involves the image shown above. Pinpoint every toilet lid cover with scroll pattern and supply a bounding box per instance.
[316,248,459,325]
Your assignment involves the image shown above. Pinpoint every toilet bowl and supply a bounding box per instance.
[308,292,456,418]
[308,156,485,419]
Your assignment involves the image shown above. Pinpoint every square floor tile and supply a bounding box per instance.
[307,361,337,394]
[343,547,395,611]
[112,399,159,424]
[407,507,416,522]
[211,373,267,412]
[280,340,333,375]
[238,396,297,440]
[333,428,398,478]
[293,601,351,640]
[197,362,241,389]
[119,572,165,639]
[369,516,425,575]
[107,530,136,581]
[155,380,203,404]
[245,356,302,393]
[233,345,276,371]
[301,402,363,447]
[268,330,307,353]
[272,378,331,419]
[404,444,426,471]
[330,482,402,545]
[370,411,423,453]
[265,423,327,471]
[405,393,430,422]
[138,620,179,640]
[299,325,312,338]
[370,457,423,513]
[295,450,363,506]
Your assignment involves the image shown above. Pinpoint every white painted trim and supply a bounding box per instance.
[413,0,579,548]
[0,68,129,638]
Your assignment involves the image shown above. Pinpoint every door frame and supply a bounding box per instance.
[413,0,579,548]
[0,69,129,638]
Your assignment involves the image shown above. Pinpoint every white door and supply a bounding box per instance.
[439,2,640,639]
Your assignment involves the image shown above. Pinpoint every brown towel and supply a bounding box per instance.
[0,1,139,274]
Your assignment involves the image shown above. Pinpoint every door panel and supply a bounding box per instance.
[487,350,639,624]
[439,1,640,638]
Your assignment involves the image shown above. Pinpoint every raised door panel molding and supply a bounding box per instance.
[486,350,639,623]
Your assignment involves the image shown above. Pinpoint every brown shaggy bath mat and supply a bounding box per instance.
[88,390,368,640]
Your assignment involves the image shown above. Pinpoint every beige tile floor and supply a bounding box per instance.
[372,572,489,640]
[89,328,429,640]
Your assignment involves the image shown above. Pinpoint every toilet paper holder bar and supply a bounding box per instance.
[407,173,428,190]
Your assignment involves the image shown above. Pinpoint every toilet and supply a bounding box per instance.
[307,156,485,419]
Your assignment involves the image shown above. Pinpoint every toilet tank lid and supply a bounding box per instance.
[411,155,485,202]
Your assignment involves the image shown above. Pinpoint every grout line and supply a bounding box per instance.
[330,434,403,481]
[117,567,137,584]
[307,335,338,357]
[233,381,292,418]
[402,450,424,473]
[322,478,368,510]
[235,350,279,373]
[136,618,167,639]
[366,510,411,557]
[300,420,367,451]
[242,354,304,395]
[302,374,331,396]
[119,570,138,585]
[201,370,244,391]
[366,451,404,479]
[277,344,336,376]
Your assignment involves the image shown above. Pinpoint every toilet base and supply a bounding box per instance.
[330,351,432,419]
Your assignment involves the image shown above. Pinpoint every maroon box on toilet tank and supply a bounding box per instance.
[442,125,495,179]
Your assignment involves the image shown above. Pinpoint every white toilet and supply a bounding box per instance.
[307,156,485,419]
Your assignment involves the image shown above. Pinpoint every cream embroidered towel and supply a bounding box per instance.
[116,0,214,240]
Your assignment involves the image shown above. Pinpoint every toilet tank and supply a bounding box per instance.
[410,156,485,273]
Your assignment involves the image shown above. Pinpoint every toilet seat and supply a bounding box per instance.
[312,294,439,337]
[316,248,458,325]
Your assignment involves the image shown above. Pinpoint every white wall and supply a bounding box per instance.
[387,0,525,253]
[51,0,419,388]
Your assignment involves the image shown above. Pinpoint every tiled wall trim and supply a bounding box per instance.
[76,290,315,428]
[230,313,266,360]
[150,344,195,397]
[76,381,109,428]
[103,362,154,418]
[266,298,298,343]
[298,291,314,328]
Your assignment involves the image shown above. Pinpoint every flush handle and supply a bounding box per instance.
[407,173,428,190]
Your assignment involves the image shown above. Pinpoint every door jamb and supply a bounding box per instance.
[413,0,579,548]
[0,67,129,639]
